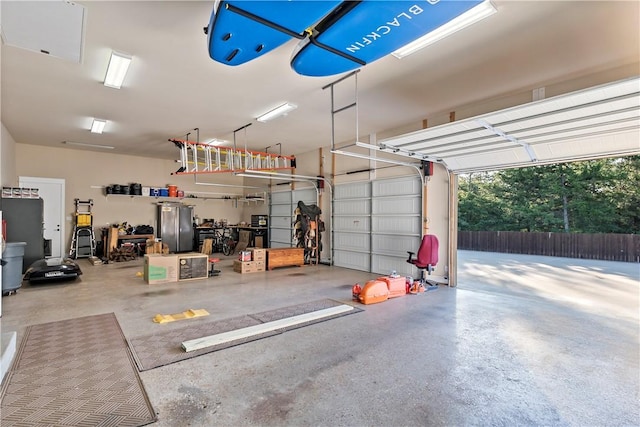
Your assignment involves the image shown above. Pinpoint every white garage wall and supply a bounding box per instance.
[15,144,253,246]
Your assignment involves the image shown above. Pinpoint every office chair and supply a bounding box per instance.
[406,234,439,292]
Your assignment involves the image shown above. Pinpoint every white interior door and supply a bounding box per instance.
[19,177,65,258]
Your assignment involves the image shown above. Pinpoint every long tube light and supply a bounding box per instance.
[392,0,497,59]
[64,141,114,150]
[104,51,132,89]
[256,103,297,122]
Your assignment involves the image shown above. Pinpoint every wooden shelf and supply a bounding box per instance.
[104,194,232,202]
[104,192,265,203]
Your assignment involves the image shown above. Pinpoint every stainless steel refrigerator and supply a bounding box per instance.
[156,203,194,253]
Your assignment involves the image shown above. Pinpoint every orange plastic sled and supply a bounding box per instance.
[358,280,389,305]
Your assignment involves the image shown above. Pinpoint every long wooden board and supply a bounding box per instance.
[181,304,354,352]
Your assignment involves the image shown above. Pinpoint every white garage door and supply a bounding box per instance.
[269,187,318,248]
[270,190,292,248]
[371,177,422,277]
[334,176,421,275]
[333,181,371,271]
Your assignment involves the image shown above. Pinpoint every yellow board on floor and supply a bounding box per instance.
[153,309,210,324]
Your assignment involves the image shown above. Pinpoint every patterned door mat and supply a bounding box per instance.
[129,299,362,371]
[1,313,157,427]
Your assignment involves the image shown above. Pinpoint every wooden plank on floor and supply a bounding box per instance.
[181,305,354,352]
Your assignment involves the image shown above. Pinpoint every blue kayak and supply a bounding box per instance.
[206,0,487,76]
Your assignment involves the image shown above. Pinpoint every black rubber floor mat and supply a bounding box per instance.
[128,299,362,371]
[0,313,157,427]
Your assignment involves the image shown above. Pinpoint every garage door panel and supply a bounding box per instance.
[334,250,370,271]
[372,234,420,257]
[372,254,414,277]
[271,191,291,204]
[335,232,370,252]
[270,228,292,244]
[373,216,420,235]
[333,216,370,232]
[334,199,370,215]
[271,204,292,216]
[373,176,421,197]
[372,197,421,215]
[293,188,317,205]
[335,182,371,199]
[270,215,292,228]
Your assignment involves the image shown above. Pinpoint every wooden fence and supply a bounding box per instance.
[458,231,640,262]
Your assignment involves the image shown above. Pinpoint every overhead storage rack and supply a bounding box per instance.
[171,138,296,175]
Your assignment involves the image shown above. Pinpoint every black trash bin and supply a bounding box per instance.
[2,242,27,295]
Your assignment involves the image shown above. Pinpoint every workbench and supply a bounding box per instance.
[265,247,304,270]
[105,227,154,259]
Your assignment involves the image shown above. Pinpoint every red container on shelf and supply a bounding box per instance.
[167,185,178,197]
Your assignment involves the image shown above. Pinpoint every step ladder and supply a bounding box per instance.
[170,139,297,175]
[69,199,96,259]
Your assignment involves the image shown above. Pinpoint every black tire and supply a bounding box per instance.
[223,242,232,256]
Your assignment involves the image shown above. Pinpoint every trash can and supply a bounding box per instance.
[2,242,27,295]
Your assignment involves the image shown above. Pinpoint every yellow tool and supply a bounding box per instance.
[153,309,210,324]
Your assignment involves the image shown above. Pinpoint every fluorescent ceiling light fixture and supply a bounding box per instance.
[392,0,497,59]
[90,118,107,134]
[257,103,297,122]
[64,141,114,150]
[104,51,132,89]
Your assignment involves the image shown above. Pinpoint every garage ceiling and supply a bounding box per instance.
[1,1,639,169]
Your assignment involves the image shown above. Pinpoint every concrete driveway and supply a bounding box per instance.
[456,250,639,426]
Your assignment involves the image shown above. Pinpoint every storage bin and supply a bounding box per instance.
[358,280,389,305]
[2,242,27,295]
[378,276,407,298]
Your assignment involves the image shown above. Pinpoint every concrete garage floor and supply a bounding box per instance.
[1,250,638,426]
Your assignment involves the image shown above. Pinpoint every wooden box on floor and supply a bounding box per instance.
[233,260,258,274]
[249,248,266,261]
[178,253,209,281]
[265,247,304,270]
[144,254,178,284]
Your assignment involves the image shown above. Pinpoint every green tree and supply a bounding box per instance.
[458,155,640,234]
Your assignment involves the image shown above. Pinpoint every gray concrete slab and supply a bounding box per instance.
[1,251,638,426]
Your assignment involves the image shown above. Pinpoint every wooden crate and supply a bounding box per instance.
[265,247,304,270]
